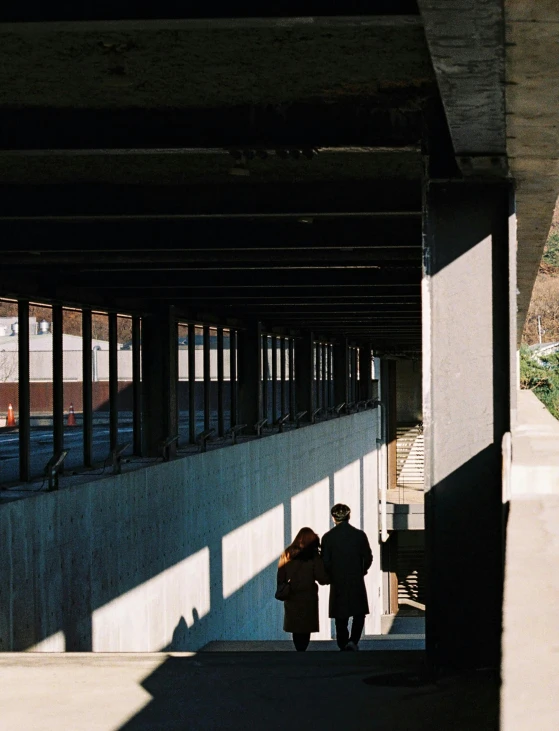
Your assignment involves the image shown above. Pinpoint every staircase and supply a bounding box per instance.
[396,424,424,490]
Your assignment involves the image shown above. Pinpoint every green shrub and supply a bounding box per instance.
[520,345,559,419]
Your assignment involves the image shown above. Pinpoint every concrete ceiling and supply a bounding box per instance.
[0,14,435,355]
[5,4,557,352]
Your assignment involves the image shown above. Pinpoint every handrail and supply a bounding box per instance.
[226,424,247,445]
[254,418,268,437]
[159,434,179,462]
[276,413,290,433]
[197,428,215,452]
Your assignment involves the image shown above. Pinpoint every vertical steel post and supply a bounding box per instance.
[230,329,237,428]
[217,327,224,437]
[321,342,328,409]
[261,333,268,423]
[188,323,196,443]
[203,326,210,432]
[333,337,349,406]
[271,335,277,424]
[132,316,142,455]
[18,300,30,482]
[295,331,314,421]
[108,312,118,451]
[288,337,295,419]
[52,305,64,459]
[82,309,93,467]
[237,322,262,433]
[280,337,286,416]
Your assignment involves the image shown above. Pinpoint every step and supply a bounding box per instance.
[202,637,425,652]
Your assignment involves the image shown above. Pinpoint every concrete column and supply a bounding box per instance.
[423,181,513,670]
[141,306,178,457]
[295,331,314,420]
[237,321,262,433]
[333,337,349,406]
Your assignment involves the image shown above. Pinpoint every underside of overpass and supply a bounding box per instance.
[0,0,558,693]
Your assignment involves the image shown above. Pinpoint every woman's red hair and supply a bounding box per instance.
[279,527,320,566]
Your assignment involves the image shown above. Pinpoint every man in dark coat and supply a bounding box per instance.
[321,503,373,651]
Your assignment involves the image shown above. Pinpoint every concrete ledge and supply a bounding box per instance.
[511,391,559,496]
[502,390,559,729]
[202,637,425,652]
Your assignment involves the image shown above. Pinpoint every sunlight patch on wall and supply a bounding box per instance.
[334,459,362,528]
[222,504,284,599]
[291,478,330,540]
[27,630,65,652]
[92,547,210,651]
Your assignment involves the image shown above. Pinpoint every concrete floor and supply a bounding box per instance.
[0,650,499,731]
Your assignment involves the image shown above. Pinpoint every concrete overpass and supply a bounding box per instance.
[0,1,558,727]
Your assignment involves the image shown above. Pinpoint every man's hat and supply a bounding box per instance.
[331,503,351,522]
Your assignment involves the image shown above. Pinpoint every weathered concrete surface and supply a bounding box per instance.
[502,389,559,730]
[506,2,559,337]
[0,17,432,109]
[0,411,382,652]
[0,651,499,731]
[418,0,506,155]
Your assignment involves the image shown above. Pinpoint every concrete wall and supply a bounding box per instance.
[0,410,382,652]
[396,359,422,423]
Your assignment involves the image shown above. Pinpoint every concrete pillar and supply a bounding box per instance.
[141,306,178,457]
[295,331,315,420]
[237,321,262,433]
[423,181,513,670]
[333,337,349,406]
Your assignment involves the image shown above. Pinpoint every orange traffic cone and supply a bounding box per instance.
[67,403,76,426]
[6,403,15,427]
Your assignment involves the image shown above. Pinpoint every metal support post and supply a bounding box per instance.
[132,316,142,455]
[333,337,349,406]
[271,335,277,425]
[280,337,286,416]
[18,300,30,482]
[230,329,238,428]
[52,305,64,460]
[108,312,118,452]
[237,322,262,434]
[217,327,224,437]
[141,307,178,457]
[295,331,314,422]
[188,323,196,443]
[82,308,93,467]
[203,325,210,432]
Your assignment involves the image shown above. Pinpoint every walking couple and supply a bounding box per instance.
[276,503,373,652]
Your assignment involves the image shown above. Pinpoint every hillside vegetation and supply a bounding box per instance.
[523,199,559,345]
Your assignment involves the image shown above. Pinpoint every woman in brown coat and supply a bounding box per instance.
[277,527,329,651]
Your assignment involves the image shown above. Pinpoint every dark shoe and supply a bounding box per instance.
[344,641,359,651]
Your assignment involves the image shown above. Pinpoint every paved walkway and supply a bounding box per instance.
[0,650,498,731]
